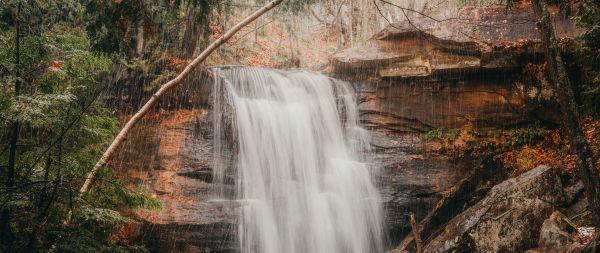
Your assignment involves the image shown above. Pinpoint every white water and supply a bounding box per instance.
[213,67,384,253]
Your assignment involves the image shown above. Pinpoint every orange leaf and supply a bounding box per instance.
[52,60,61,69]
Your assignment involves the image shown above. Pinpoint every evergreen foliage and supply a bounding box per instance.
[84,0,230,111]
[0,1,159,252]
[577,0,600,115]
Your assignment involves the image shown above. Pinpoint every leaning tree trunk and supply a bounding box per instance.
[79,0,284,194]
[532,0,600,226]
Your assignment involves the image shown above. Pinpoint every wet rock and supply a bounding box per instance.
[111,110,237,253]
[114,105,480,252]
[424,165,563,253]
[355,79,545,131]
[380,153,471,244]
[139,222,236,253]
[110,106,529,253]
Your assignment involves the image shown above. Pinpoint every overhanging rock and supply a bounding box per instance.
[332,5,583,79]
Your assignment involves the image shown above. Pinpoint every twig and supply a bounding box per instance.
[378,0,534,29]
[492,207,515,221]
[397,234,414,252]
[229,19,275,45]
[561,215,579,230]
[373,0,402,31]
[570,209,591,221]
[380,0,448,23]
[373,0,427,35]
[398,3,423,33]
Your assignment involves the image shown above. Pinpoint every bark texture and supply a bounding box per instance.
[181,0,210,59]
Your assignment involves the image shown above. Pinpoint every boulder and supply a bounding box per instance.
[424,165,563,253]
[526,211,599,253]
[539,212,578,251]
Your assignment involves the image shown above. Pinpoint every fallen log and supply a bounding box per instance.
[395,155,505,252]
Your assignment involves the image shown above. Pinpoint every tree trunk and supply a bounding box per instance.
[181,0,209,59]
[79,0,284,194]
[532,0,600,226]
[1,2,21,247]
[181,5,200,59]
[135,20,144,56]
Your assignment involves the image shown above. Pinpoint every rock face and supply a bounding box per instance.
[424,165,563,253]
[113,107,485,252]
[111,110,237,253]
[376,140,471,245]
[356,79,546,132]
[333,5,582,131]
[381,152,508,248]
[332,5,582,78]
[109,4,590,253]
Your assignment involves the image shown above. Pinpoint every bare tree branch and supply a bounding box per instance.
[308,6,325,23]
[79,0,284,194]
[380,0,447,22]
[377,0,535,30]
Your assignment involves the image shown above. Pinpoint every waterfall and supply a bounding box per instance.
[213,67,384,253]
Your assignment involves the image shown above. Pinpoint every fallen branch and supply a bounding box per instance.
[410,212,423,253]
[79,0,284,194]
[395,156,503,252]
[492,207,515,221]
[570,210,591,221]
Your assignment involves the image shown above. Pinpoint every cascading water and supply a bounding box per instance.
[213,67,384,253]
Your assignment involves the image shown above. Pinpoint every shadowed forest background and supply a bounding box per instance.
[1,0,600,252]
